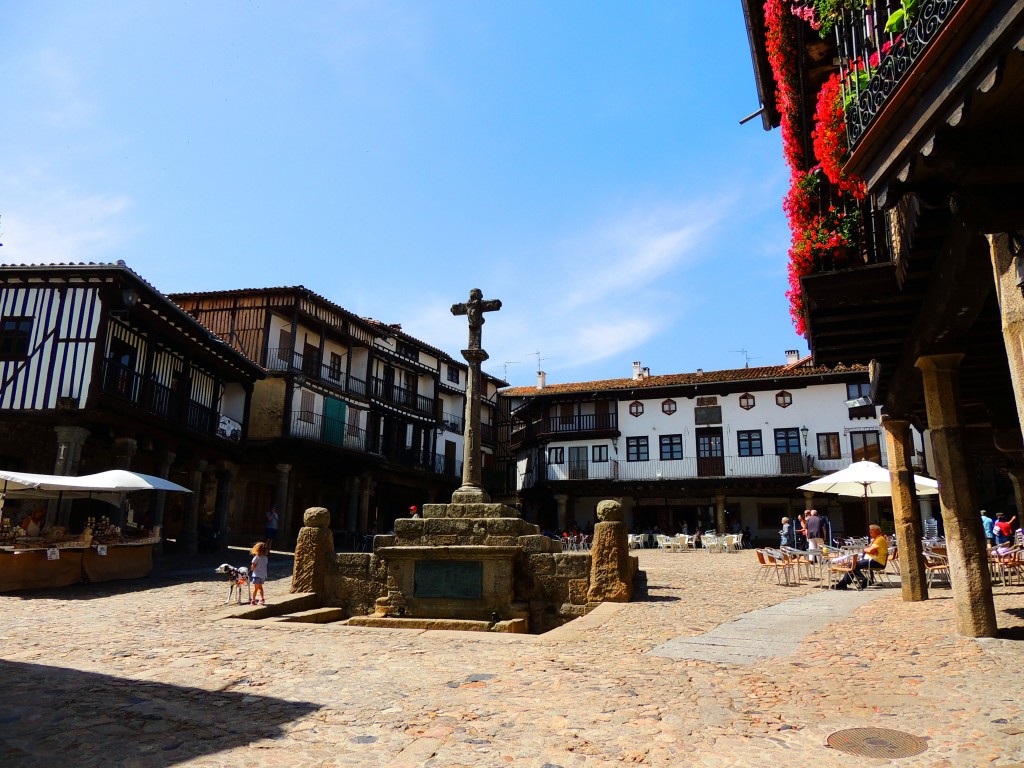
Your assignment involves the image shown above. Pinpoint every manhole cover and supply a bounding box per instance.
[827,728,928,759]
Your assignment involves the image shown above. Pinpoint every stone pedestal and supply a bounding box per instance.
[587,500,634,603]
[291,507,335,595]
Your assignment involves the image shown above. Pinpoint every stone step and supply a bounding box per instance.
[343,616,528,633]
[272,607,347,624]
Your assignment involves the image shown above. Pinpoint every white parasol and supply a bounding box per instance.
[798,460,938,534]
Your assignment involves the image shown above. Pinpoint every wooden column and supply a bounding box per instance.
[881,416,928,602]
[150,449,175,553]
[989,233,1024,445]
[916,354,997,637]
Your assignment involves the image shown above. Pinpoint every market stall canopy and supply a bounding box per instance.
[798,460,939,498]
[0,469,191,499]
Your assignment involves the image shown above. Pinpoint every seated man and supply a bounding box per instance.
[834,524,888,590]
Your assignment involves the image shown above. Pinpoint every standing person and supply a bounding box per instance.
[779,517,794,549]
[805,509,825,549]
[265,504,279,551]
[250,541,269,605]
[994,513,1017,545]
[980,510,994,546]
[19,505,46,537]
[818,510,833,546]
[795,514,808,550]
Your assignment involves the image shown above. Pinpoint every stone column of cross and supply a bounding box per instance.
[450,288,502,503]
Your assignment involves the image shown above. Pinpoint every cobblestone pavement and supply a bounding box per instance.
[2,549,1023,767]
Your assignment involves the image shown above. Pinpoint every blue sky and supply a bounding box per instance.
[1,1,800,387]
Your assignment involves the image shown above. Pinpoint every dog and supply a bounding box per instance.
[214,564,251,605]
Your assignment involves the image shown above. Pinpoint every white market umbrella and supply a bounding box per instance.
[798,460,938,534]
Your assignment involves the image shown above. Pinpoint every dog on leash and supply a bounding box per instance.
[214,564,251,605]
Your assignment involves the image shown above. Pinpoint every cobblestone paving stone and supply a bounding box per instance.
[2,550,1023,767]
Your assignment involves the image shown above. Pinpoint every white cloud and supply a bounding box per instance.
[0,171,134,264]
[400,196,728,385]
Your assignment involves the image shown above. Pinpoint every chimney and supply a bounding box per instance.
[696,368,703,376]
[537,370,546,390]
[642,366,650,379]
[632,361,642,381]
[785,349,800,365]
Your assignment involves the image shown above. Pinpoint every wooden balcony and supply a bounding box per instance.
[370,377,436,418]
[265,346,368,399]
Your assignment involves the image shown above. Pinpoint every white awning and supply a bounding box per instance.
[0,469,191,499]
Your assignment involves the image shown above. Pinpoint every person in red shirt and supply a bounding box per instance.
[993,513,1017,545]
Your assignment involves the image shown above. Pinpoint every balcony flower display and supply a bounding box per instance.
[765,0,868,334]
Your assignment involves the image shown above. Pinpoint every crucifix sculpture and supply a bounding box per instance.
[450,288,502,503]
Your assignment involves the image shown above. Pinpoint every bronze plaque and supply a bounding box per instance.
[414,560,483,599]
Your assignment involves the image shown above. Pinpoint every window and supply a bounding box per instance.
[0,318,32,358]
[775,428,801,454]
[775,390,793,408]
[277,328,293,362]
[661,398,677,415]
[626,436,649,462]
[592,445,609,463]
[328,352,344,382]
[851,431,881,462]
[847,381,870,399]
[395,340,417,360]
[737,430,763,456]
[739,392,755,410]
[548,447,564,464]
[660,434,683,460]
[347,408,361,437]
[299,391,315,422]
[817,432,841,459]
[628,401,644,417]
[447,366,460,384]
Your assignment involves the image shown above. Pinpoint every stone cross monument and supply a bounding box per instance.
[451,288,502,503]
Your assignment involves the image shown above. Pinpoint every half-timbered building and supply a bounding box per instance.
[503,354,930,541]
[0,262,262,551]
[171,287,505,543]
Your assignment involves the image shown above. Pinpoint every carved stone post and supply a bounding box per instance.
[180,459,208,556]
[881,416,928,602]
[587,500,634,602]
[291,507,335,598]
[454,347,490,503]
[51,426,90,527]
[917,354,997,636]
[274,463,292,542]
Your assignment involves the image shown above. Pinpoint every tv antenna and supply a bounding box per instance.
[729,348,761,368]
[500,360,519,380]
[529,350,549,373]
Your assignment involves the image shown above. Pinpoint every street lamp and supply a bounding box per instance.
[800,425,809,447]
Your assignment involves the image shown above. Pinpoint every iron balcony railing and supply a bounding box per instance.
[835,0,962,148]
[265,346,368,399]
[370,377,435,417]
[287,410,370,452]
[100,359,220,438]
[523,451,890,487]
[523,412,618,437]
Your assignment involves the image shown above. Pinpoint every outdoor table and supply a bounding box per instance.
[0,542,154,592]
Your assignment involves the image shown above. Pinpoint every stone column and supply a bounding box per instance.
[179,459,208,556]
[1010,468,1024,519]
[345,477,359,539]
[214,462,237,550]
[274,463,292,543]
[554,494,569,532]
[454,348,490,503]
[359,475,374,533]
[150,450,175,552]
[916,354,997,637]
[51,426,90,527]
[919,496,934,527]
[111,437,138,527]
[714,493,727,536]
[881,416,928,602]
[803,491,814,510]
[988,233,1024,445]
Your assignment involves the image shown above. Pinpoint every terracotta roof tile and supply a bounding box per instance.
[501,362,866,397]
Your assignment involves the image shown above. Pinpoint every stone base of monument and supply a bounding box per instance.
[285,499,643,634]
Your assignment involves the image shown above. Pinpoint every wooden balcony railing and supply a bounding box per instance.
[265,346,367,399]
[371,377,435,417]
[100,359,221,439]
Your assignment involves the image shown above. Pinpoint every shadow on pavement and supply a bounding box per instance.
[0,659,318,767]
